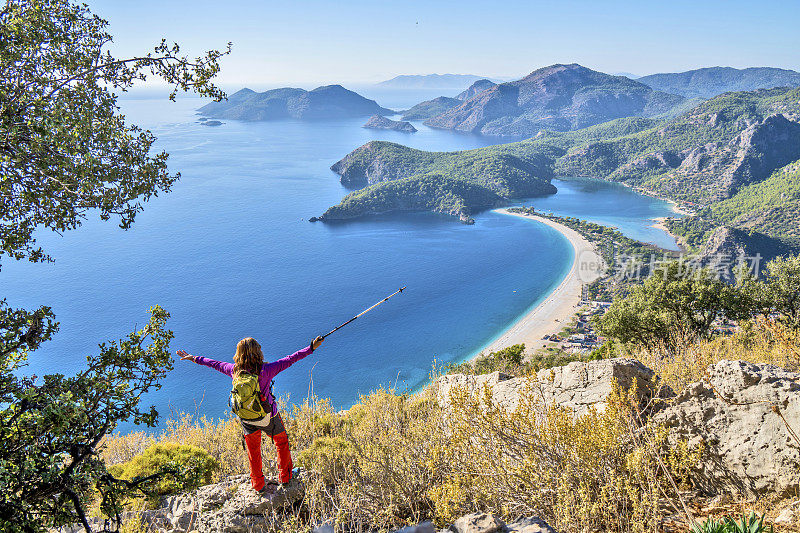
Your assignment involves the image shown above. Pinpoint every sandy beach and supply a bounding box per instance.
[651,216,669,231]
[479,209,606,356]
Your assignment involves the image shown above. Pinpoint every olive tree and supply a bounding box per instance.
[0,0,230,530]
[1,0,230,265]
[597,261,753,358]
[757,254,800,330]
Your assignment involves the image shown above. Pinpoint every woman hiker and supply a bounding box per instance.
[176,335,324,493]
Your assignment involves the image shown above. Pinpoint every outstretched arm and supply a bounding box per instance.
[176,349,234,377]
[267,336,324,375]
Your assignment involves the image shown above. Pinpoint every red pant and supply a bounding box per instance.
[243,420,293,490]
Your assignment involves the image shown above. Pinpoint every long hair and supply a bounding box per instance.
[233,337,264,377]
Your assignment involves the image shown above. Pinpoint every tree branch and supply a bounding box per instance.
[44,54,198,100]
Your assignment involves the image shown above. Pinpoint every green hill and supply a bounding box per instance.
[555,88,800,204]
[707,160,800,245]
[318,141,558,222]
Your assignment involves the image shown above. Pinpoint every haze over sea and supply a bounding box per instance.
[3,88,679,432]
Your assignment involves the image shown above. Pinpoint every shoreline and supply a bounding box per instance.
[650,216,689,253]
[475,209,606,358]
[651,216,669,232]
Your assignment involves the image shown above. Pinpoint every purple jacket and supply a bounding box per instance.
[194,344,314,416]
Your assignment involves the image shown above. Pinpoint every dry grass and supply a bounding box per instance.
[638,319,800,394]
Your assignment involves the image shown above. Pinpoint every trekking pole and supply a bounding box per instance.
[320,286,406,340]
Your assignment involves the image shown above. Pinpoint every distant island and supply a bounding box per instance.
[423,64,685,137]
[198,85,393,121]
[637,66,800,99]
[612,71,641,79]
[376,73,493,90]
[363,115,417,133]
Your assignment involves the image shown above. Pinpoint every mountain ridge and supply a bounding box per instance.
[456,79,497,100]
[400,96,461,121]
[424,63,685,137]
[376,73,493,89]
[638,66,800,99]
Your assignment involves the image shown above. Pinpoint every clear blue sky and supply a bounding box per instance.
[88,0,800,86]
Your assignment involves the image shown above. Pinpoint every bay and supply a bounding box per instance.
[2,93,678,431]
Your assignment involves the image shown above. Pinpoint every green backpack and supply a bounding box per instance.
[229,372,269,421]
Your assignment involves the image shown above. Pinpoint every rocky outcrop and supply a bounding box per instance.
[678,142,720,173]
[532,358,670,415]
[774,500,800,527]
[655,360,800,498]
[723,113,800,195]
[363,114,417,133]
[456,79,497,101]
[694,226,755,282]
[198,85,393,121]
[503,517,557,532]
[447,512,556,533]
[312,513,555,533]
[435,359,669,416]
[619,151,682,174]
[106,474,304,533]
[436,358,800,502]
[694,226,792,282]
[425,64,684,136]
[435,371,513,409]
[658,113,800,202]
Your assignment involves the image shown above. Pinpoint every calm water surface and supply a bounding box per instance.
[3,94,678,431]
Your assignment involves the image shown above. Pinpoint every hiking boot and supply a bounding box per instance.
[280,467,302,487]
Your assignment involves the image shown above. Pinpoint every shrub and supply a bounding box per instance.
[449,344,539,376]
[296,436,357,486]
[292,388,443,530]
[109,443,219,498]
[427,380,699,532]
[101,431,155,466]
[161,413,246,480]
[526,348,583,371]
[597,261,754,358]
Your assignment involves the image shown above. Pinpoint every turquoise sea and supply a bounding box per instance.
[2,89,679,431]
